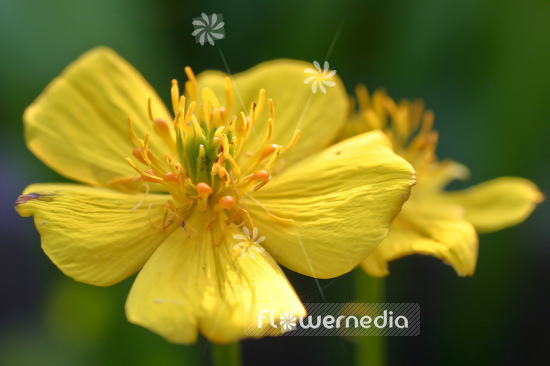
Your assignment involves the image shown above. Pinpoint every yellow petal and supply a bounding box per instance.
[197,60,348,165]
[441,177,544,233]
[125,211,305,344]
[361,204,479,277]
[244,130,416,279]
[24,47,173,188]
[420,160,470,191]
[15,183,174,286]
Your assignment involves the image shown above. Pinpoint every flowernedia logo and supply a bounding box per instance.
[244,303,420,336]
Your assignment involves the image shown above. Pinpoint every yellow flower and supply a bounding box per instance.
[345,86,543,277]
[15,48,415,343]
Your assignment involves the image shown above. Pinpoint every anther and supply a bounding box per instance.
[249,170,270,182]
[219,195,235,209]
[261,144,278,159]
[163,172,180,183]
[355,84,370,111]
[255,89,266,120]
[184,66,199,102]
[171,79,180,115]
[133,148,147,165]
[141,169,163,183]
[265,145,282,170]
[268,99,274,120]
[154,118,172,138]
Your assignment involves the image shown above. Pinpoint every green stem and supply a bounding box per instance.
[354,268,386,366]
[210,341,242,366]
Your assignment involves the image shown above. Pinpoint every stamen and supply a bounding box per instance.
[132,148,147,165]
[130,184,150,212]
[184,66,199,102]
[185,101,196,124]
[124,67,294,237]
[164,172,180,183]
[261,144,278,159]
[284,129,301,152]
[420,110,434,134]
[244,193,294,223]
[265,145,282,170]
[171,79,180,116]
[365,110,383,130]
[255,89,266,120]
[147,98,154,122]
[127,117,139,146]
[196,182,212,211]
[107,175,141,187]
[239,170,272,194]
[142,169,163,183]
[219,195,235,209]
[154,118,172,139]
[268,98,274,120]
[126,158,162,183]
[355,84,370,111]
[220,134,240,174]
[224,77,233,118]
[214,126,225,138]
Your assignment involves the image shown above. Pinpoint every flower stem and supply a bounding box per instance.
[354,268,386,366]
[211,341,242,366]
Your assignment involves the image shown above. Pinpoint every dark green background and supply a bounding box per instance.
[1,1,549,365]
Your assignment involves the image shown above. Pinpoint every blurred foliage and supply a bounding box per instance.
[1,0,549,365]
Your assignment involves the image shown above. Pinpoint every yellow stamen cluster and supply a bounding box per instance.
[346,85,437,170]
[114,67,298,233]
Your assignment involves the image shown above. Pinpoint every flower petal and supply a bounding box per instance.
[23,47,173,189]
[420,160,470,190]
[196,60,349,165]
[125,212,305,344]
[441,177,544,233]
[245,130,416,279]
[361,205,479,277]
[15,183,175,286]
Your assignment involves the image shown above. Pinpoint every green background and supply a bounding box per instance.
[1,1,548,365]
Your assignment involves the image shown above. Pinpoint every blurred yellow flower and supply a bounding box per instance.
[344,86,543,277]
[15,48,415,343]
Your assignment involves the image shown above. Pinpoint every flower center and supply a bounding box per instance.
[110,67,300,234]
[347,85,438,170]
